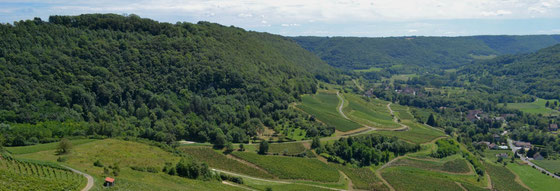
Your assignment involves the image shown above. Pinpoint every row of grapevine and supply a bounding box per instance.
[0,157,86,191]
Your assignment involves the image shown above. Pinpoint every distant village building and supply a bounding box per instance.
[493,134,501,142]
[496,153,509,158]
[477,141,491,149]
[533,153,544,160]
[489,143,498,150]
[467,110,483,121]
[550,124,558,131]
[514,141,532,149]
[104,177,115,187]
[498,145,509,150]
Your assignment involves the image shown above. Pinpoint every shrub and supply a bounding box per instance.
[93,160,104,167]
[258,141,269,155]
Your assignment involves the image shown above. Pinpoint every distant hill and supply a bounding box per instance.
[459,43,560,100]
[0,14,337,146]
[292,35,560,72]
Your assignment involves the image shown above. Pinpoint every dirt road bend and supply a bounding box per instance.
[62,165,94,191]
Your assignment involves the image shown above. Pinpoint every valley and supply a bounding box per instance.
[1,14,560,191]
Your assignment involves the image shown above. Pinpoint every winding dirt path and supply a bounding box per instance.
[386,103,409,130]
[337,91,350,120]
[62,165,94,191]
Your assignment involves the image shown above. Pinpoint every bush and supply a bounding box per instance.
[258,141,269,155]
[56,156,68,162]
[220,173,244,184]
[93,160,104,167]
[56,138,72,155]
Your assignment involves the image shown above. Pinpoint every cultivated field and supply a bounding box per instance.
[297,91,362,131]
[0,157,86,190]
[507,162,560,191]
[484,162,528,191]
[330,163,389,190]
[381,166,485,191]
[343,94,400,129]
[531,159,560,174]
[179,146,275,178]
[372,121,445,144]
[232,152,340,182]
[5,139,97,155]
[503,98,560,116]
[17,139,240,191]
[391,155,471,174]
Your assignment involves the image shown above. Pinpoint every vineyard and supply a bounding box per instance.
[0,157,86,191]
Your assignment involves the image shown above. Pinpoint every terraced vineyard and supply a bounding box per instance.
[381,166,487,191]
[342,94,400,129]
[232,152,340,182]
[0,157,86,191]
[391,155,471,174]
[297,91,362,132]
[180,146,275,178]
[484,162,529,191]
[330,163,389,190]
[372,121,445,144]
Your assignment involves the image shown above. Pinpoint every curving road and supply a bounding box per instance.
[62,165,94,191]
[507,139,560,180]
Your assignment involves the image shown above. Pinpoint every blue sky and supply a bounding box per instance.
[1,0,559,37]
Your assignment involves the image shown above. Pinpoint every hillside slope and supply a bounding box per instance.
[460,44,560,100]
[0,14,337,146]
[292,35,560,72]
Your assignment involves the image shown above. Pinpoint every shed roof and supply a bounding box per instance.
[105,177,115,183]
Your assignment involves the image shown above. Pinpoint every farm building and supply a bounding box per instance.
[104,177,115,187]
[514,141,532,149]
[533,153,544,160]
[467,110,483,121]
[496,153,509,158]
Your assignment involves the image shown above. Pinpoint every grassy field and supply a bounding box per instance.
[503,98,560,116]
[484,162,528,191]
[232,152,339,182]
[372,121,445,144]
[17,139,241,191]
[531,159,560,174]
[0,157,86,190]
[391,155,471,174]
[179,146,275,179]
[507,162,560,191]
[297,92,362,131]
[381,166,485,191]
[5,139,97,155]
[482,150,513,163]
[354,67,382,73]
[343,94,400,129]
[330,163,389,190]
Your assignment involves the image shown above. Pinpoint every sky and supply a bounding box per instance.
[1,0,560,37]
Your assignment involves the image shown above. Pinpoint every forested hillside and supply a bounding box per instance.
[292,35,560,72]
[460,44,560,100]
[0,14,340,146]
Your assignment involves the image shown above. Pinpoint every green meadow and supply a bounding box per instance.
[503,98,560,116]
[507,162,560,191]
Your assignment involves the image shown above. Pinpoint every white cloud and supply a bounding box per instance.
[481,10,512,16]
[2,0,560,36]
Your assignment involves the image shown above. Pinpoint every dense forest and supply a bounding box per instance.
[0,14,342,146]
[460,44,560,100]
[292,35,560,72]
